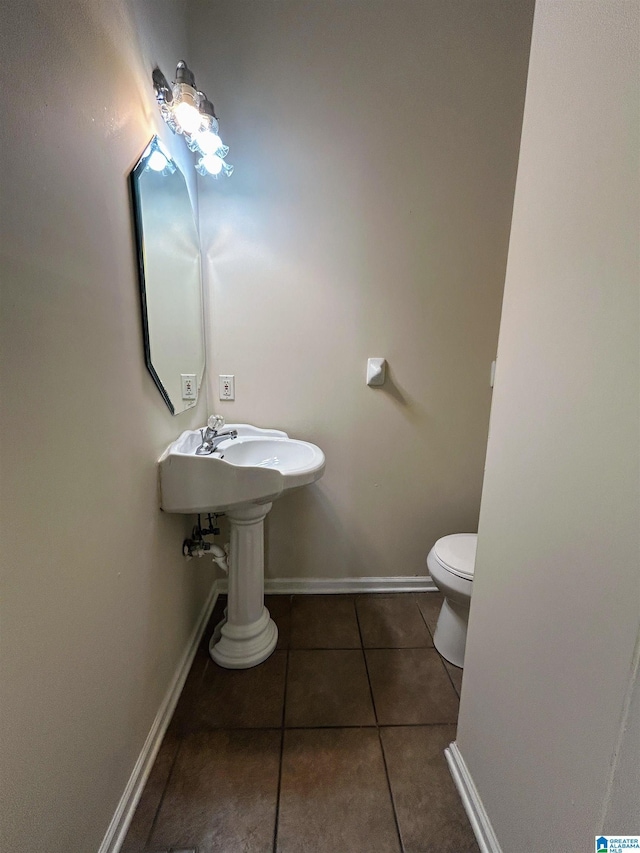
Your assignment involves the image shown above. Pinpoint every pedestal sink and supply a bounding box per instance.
[158,424,325,668]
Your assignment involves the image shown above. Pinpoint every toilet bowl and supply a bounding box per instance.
[426,533,477,668]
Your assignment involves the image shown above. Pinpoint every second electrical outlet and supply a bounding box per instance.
[219,374,235,400]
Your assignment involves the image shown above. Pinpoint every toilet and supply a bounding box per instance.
[426,533,477,668]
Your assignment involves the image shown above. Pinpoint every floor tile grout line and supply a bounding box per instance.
[283,721,458,729]
[272,632,291,853]
[441,659,461,699]
[145,732,184,849]
[353,599,376,722]
[415,596,437,643]
[180,725,285,731]
[173,722,459,732]
[377,728,406,853]
[354,597,405,853]
[286,644,435,651]
[415,598,462,699]
[436,646,462,699]
[271,729,285,853]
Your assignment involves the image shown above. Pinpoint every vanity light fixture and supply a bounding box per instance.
[152,61,234,178]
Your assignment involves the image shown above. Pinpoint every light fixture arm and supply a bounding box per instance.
[175,60,196,88]
[198,93,218,123]
[152,67,173,107]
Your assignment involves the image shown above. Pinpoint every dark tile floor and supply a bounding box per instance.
[122,592,478,853]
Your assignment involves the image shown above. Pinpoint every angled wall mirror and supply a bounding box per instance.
[129,136,205,414]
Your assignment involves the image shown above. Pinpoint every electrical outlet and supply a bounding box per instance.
[181,374,197,400]
[219,374,235,400]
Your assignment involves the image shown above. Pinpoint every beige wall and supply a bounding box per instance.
[457,1,640,849]
[0,1,213,849]
[189,0,534,580]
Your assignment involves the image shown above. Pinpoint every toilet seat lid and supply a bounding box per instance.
[432,534,477,581]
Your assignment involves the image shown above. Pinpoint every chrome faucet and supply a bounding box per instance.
[196,415,238,455]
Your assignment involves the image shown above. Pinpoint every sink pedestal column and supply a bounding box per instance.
[210,502,278,669]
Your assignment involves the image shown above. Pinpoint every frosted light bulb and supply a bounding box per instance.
[202,153,223,175]
[147,149,168,171]
[195,130,223,155]
[174,101,202,135]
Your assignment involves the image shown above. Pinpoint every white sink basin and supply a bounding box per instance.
[159,424,325,513]
[159,422,325,669]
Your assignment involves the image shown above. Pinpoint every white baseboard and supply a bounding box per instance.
[99,582,219,853]
[217,576,438,595]
[445,741,503,853]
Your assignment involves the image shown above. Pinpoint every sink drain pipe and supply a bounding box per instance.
[182,539,229,573]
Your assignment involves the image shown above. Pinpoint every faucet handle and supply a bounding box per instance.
[207,414,225,432]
